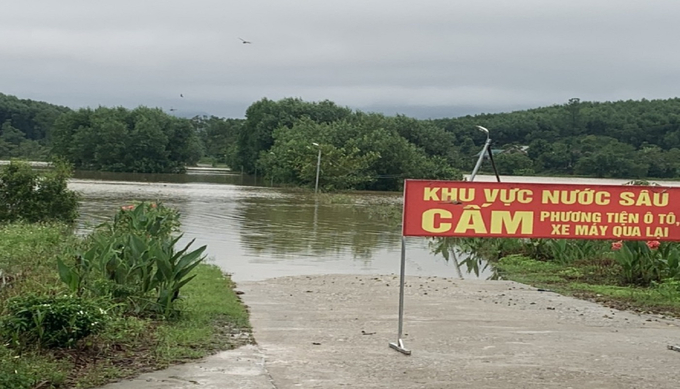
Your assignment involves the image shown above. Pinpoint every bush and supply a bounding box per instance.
[1,294,108,349]
[109,201,180,239]
[57,202,206,317]
[0,161,79,223]
[544,239,608,265]
[611,240,680,286]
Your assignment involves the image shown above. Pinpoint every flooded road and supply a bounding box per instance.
[69,171,680,282]
[70,170,486,282]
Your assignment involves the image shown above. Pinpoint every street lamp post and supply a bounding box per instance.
[312,142,321,194]
[469,125,501,183]
[469,126,492,182]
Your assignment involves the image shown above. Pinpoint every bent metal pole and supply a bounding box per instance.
[390,126,501,355]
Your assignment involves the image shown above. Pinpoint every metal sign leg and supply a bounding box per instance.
[451,248,464,280]
[389,236,411,355]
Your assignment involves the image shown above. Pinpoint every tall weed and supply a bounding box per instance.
[612,240,680,286]
[544,239,608,264]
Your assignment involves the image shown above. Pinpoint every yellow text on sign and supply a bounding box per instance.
[421,208,534,235]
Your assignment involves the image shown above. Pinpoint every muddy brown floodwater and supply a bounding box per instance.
[70,171,680,283]
[69,170,494,282]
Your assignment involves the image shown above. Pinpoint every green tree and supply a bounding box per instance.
[0,121,49,160]
[1,121,26,145]
[165,118,203,171]
[388,115,455,158]
[637,145,675,178]
[259,115,461,191]
[0,92,70,142]
[527,139,551,161]
[574,141,648,178]
[192,116,243,165]
[495,152,534,175]
[565,97,583,136]
[235,98,352,173]
[261,118,379,190]
[51,106,201,173]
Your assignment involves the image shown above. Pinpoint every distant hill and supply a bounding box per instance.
[432,97,680,178]
[432,97,680,150]
[0,93,71,141]
[4,90,680,180]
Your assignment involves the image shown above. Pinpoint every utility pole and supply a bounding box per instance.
[313,143,321,194]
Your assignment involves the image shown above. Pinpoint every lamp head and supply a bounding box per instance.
[312,142,319,146]
[475,125,489,134]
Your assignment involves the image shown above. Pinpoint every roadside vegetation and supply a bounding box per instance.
[7,91,680,189]
[0,162,250,388]
[430,180,680,316]
[431,236,680,317]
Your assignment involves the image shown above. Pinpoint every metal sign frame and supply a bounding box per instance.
[389,127,499,355]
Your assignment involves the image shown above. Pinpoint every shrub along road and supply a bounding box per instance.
[0,162,252,388]
[0,222,251,388]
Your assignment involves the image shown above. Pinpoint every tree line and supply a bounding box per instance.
[50,106,202,173]
[0,93,70,161]
[434,97,680,178]
[3,91,680,189]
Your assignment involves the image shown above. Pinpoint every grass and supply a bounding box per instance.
[0,347,70,388]
[154,264,251,363]
[496,254,680,317]
[0,223,75,299]
[0,223,251,389]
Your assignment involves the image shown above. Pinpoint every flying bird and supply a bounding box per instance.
[169,108,177,112]
[239,37,252,44]
[180,94,184,98]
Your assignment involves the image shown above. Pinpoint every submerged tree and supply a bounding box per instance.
[258,115,462,192]
[234,98,353,174]
[51,106,202,173]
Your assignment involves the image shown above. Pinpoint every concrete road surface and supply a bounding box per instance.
[101,274,680,389]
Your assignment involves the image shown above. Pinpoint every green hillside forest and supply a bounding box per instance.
[3,92,680,191]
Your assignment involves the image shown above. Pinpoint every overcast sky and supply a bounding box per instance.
[2,0,679,119]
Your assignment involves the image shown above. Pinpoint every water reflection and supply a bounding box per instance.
[69,172,477,282]
[236,197,400,261]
